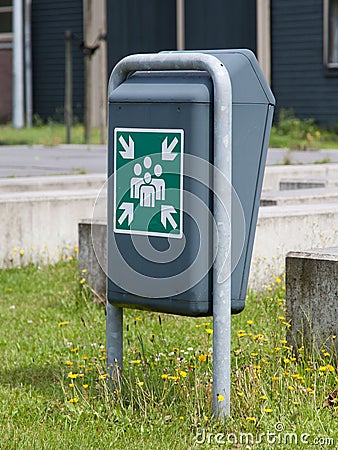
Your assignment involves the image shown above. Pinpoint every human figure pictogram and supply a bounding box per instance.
[140,172,155,207]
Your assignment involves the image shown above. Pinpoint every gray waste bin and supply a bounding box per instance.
[107,49,275,316]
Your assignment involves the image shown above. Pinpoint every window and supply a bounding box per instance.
[0,0,12,48]
[324,0,338,67]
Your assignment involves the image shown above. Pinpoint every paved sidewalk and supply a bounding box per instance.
[0,145,106,178]
[0,145,338,178]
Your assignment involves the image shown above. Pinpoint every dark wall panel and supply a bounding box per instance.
[32,0,84,121]
[107,0,256,74]
[272,0,338,125]
[185,0,256,52]
[107,0,176,73]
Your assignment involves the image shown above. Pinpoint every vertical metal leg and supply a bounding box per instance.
[106,300,123,382]
[212,272,231,417]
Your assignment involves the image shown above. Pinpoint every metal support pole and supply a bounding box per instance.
[64,31,73,144]
[108,52,232,416]
[13,0,24,129]
[176,0,185,50]
[24,0,32,128]
[106,301,123,381]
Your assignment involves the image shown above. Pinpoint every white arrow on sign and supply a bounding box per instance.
[119,135,134,159]
[161,205,177,230]
[162,137,178,161]
[118,202,134,226]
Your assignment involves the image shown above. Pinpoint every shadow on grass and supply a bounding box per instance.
[0,363,62,395]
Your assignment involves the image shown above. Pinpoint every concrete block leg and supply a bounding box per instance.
[78,219,107,300]
[286,248,338,354]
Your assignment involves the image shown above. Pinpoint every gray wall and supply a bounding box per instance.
[271,0,338,126]
[107,0,256,73]
[32,0,84,122]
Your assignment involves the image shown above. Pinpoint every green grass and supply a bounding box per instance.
[0,262,337,449]
[269,110,338,150]
[0,123,103,146]
[1,110,338,151]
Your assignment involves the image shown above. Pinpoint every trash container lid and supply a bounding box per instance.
[109,49,275,106]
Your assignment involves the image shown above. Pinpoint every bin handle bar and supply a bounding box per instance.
[109,52,232,418]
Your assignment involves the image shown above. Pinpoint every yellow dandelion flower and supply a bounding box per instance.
[68,255,74,261]
[58,321,69,327]
[272,376,279,381]
[71,347,79,353]
[293,401,298,405]
[195,324,201,328]
[251,353,258,357]
[80,278,86,284]
[265,408,273,413]
[69,383,74,388]
[19,250,25,256]
[281,286,286,291]
[135,317,142,321]
[288,386,294,391]
[132,359,141,364]
[83,356,89,361]
[137,381,144,387]
[247,320,253,326]
[81,268,87,274]
[161,374,168,380]
[68,372,79,379]
[280,339,287,345]
[180,371,187,378]
[179,416,184,420]
[260,395,268,400]
[246,417,257,422]
[68,398,79,403]
[98,374,109,380]
[198,354,207,362]
[275,277,281,283]
[203,322,211,326]
[78,373,84,378]
[284,358,290,364]
[205,328,213,335]
[217,394,225,402]
[327,365,335,373]
[238,391,244,397]
[278,316,285,321]
[282,321,291,328]
[319,366,327,372]
[83,384,89,389]
[65,361,73,366]
[168,375,180,381]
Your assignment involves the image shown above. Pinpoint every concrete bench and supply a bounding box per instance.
[262,163,338,191]
[0,173,106,193]
[260,187,338,206]
[286,247,338,353]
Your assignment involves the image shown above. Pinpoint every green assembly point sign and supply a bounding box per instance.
[114,128,184,238]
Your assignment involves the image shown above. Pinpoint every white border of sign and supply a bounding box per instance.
[113,127,184,239]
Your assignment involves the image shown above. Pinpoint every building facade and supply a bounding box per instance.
[2,1,337,129]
